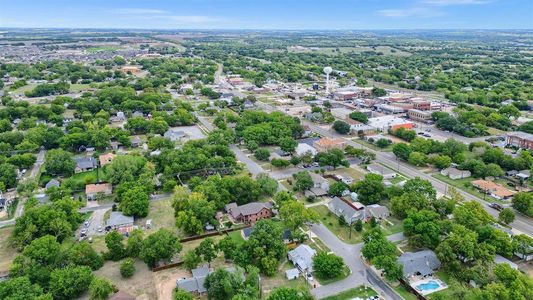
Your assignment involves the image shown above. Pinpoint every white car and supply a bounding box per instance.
[97,226,103,232]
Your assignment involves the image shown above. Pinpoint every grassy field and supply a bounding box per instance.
[261,262,310,297]
[380,216,403,235]
[12,83,36,93]
[69,83,93,92]
[0,226,17,272]
[315,265,350,285]
[227,230,246,246]
[311,205,363,244]
[135,198,176,235]
[322,286,378,300]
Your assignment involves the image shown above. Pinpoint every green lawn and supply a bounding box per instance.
[69,168,108,187]
[310,205,363,244]
[322,286,378,300]
[432,173,506,204]
[381,216,403,235]
[227,230,246,246]
[315,265,350,285]
[69,83,93,92]
[354,139,394,152]
[393,284,418,300]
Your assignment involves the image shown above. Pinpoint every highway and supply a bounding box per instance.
[256,101,533,237]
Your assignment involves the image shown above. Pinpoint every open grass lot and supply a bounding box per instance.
[94,258,158,299]
[393,284,418,300]
[380,216,403,235]
[69,83,94,92]
[261,262,310,297]
[353,139,394,152]
[322,286,378,300]
[432,173,507,204]
[0,226,17,272]
[11,83,37,93]
[311,205,363,244]
[315,265,350,285]
[326,167,365,181]
[227,230,246,246]
[135,197,176,235]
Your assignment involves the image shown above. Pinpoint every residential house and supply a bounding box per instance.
[288,244,316,273]
[313,137,346,152]
[366,204,390,220]
[164,129,187,142]
[99,153,116,167]
[296,143,318,156]
[45,179,60,190]
[309,172,330,191]
[505,132,533,150]
[367,164,397,179]
[398,250,441,280]
[225,202,273,224]
[471,179,515,200]
[177,266,236,295]
[106,211,134,234]
[440,167,471,180]
[85,183,112,200]
[75,157,97,173]
[328,197,363,225]
[130,136,142,148]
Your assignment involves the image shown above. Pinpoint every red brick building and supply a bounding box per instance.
[506,132,533,150]
[225,202,273,224]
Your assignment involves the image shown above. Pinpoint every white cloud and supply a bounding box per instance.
[378,7,443,18]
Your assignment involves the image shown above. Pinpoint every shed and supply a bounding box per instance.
[286,268,300,280]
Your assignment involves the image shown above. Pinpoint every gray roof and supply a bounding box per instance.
[367,163,396,176]
[286,268,300,278]
[106,212,134,227]
[298,137,321,147]
[328,197,362,224]
[288,244,316,272]
[75,157,97,169]
[366,204,390,218]
[45,179,60,189]
[177,266,236,293]
[398,250,441,278]
[225,202,273,219]
[192,265,210,278]
[309,172,328,185]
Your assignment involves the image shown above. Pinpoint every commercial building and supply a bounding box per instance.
[506,132,533,150]
[408,109,433,123]
[375,104,405,115]
[330,107,353,120]
[313,137,346,152]
[368,116,414,132]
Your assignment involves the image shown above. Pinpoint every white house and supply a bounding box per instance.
[296,143,318,156]
[367,163,397,179]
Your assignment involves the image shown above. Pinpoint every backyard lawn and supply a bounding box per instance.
[322,286,378,300]
[315,265,350,285]
[135,198,175,234]
[354,139,394,152]
[311,205,363,244]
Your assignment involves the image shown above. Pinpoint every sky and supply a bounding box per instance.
[0,0,532,30]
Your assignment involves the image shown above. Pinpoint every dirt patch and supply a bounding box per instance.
[0,227,17,272]
[94,259,157,299]
[154,268,190,300]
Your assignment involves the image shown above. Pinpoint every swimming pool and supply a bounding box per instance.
[412,279,447,295]
[416,280,441,291]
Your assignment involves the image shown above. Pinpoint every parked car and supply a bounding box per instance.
[489,203,503,211]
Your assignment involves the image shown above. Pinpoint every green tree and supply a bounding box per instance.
[254,148,270,161]
[352,174,385,205]
[271,158,290,168]
[104,230,126,261]
[453,201,493,230]
[173,288,194,300]
[372,87,387,97]
[67,241,104,270]
[408,151,427,167]
[126,229,144,258]
[279,200,318,230]
[120,258,136,278]
[403,209,441,249]
[376,138,391,148]
[49,266,93,300]
[432,155,452,170]
[373,255,403,281]
[256,173,278,196]
[267,288,313,300]
[106,155,147,185]
[44,149,75,176]
[392,143,412,161]
[498,208,515,225]
[120,186,150,217]
[218,236,238,261]
[89,277,115,300]
[512,234,533,261]
[332,120,351,134]
[512,192,532,217]
[328,181,349,197]
[140,228,182,267]
[0,276,50,299]
[196,238,218,267]
[183,250,202,270]
[279,137,298,153]
[313,251,345,279]
[354,219,363,232]
[204,268,243,300]
[316,148,348,169]
[349,111,368,124]
[292,171,313,191]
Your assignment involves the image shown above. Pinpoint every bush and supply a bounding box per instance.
[254,148,270,161]
[313,251,345,279]
[120,258,136,278]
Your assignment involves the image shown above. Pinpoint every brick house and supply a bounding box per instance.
[225,202,273,224]
[506,132,533,150]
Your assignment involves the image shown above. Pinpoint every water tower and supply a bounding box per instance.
[323,66,333,94]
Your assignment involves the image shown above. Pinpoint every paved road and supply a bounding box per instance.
[257,101,533,237]
[0,149,46,228]
[309,222,404,300]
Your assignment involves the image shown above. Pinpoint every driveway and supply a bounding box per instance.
[309,223,404,300]
[85,207,109,237]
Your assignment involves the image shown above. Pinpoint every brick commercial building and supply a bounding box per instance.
[408,109,433,123]
[506,132,533,150]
